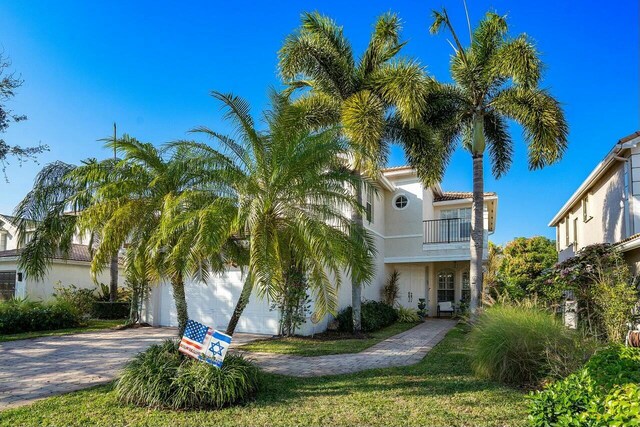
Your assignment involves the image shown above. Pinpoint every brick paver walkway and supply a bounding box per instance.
[0,327,178,409]
[236,319,457,377]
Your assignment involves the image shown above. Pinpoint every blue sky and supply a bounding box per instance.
[0,1,637,244]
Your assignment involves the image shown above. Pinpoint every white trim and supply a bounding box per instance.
[385,255,471,263]
[618,235,640,252]
[386,233,422,239]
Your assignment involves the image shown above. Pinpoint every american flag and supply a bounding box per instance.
[179,319,213,359]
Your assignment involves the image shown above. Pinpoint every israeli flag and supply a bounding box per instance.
[201,330,233,368]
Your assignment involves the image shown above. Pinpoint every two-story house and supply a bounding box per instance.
[0,213,121,300]
[143,166,498,335]
[549,131,640,271]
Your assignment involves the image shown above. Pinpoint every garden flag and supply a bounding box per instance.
[179,319,232,368]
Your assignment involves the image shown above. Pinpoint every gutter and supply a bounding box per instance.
[548,135,640,227]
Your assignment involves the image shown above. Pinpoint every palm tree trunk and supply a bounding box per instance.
[109,253,118,302]
[469,153,485,316]
[226,273,253,336]
[171,272,188,336]
[351,177,363,335]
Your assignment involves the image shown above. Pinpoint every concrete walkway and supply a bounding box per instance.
[236,319,457,377]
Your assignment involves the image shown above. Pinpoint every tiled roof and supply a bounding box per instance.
[619,131,640,144]
[615,233,640,246]
[381,165,413,171]
[0,244,93,263]
[434,191,497,202]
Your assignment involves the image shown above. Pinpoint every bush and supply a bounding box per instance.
[54,284,97,319]
[337,300,398,333]
[529,345,640,426]
[91,301,131,319]
[470,304,594,386]
[381,270,400,306]
[116,340,261,410]
[396,306,421,323]
[0,298,81,334]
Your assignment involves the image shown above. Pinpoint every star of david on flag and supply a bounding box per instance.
[179,319,232,368]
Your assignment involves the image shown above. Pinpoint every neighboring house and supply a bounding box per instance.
[143,166,498,335]
[0,214,122,301]
[549,131,640,271]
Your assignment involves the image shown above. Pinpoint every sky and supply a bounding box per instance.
[0,1,638,244]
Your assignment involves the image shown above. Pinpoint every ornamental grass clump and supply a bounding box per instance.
[116,340,261,410]
[470,304,593,386]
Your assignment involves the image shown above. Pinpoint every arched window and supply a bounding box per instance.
[437,270,454,302]
[393,194,409,209]
[461,271,470,302]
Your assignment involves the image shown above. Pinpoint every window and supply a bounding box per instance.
[365,187,374,223]
[441,208,472,239]
[0,233,6,252]
[582,195,592,222]
[393,194,408,210]
[573,217,578,247]
[556,226,560,251]
[565,217,570,247]
[0,271,16,301]
[461,271,470,302]
[437,270,455,302]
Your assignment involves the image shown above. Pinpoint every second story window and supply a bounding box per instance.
[0,233,6,251]
[365,187,374,223]
[393,194,408,210]
[565,217,570,247]
[573,217,578,247]
[582,195,592,222]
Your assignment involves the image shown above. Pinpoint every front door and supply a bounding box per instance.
[397,265,426,310]
[0,271,16,301]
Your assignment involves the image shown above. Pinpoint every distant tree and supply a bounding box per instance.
[0,53,47,179]
[483,241,503,303]
[498,236,557,299]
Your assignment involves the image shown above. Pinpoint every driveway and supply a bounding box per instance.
[0,327,267,409]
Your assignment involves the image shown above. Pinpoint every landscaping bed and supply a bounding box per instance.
[0,326,529,426]
[242,322,420,356]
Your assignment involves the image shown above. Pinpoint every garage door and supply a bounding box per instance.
[0,271,15,301]
[156,268,280,335]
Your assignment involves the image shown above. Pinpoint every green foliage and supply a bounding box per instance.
[497,237,557,299]
[91,302,131,320]
[529,345,640,426]
[0,297,81,334]
[116,340,261,410]
[271,266,311,336]
[396,306,420,323]
[381,269,400,306]
[54,284,97,318]
[337,300,398,333]
[542,243,639,342]
[470,304,595,386]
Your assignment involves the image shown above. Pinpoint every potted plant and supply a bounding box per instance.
[417,298,428,319]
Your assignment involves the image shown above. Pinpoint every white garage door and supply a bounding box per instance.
[156,268,280,335]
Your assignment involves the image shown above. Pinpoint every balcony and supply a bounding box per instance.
[423,218,471,244]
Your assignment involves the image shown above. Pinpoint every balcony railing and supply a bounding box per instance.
[423,218,471,244]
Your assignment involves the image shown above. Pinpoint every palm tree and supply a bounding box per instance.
[409,9,568,315]
[174,91,376,335]
[278,12,430,333]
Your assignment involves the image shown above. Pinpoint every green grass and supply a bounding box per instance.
[242,322,420,356]
[0,319,126,342]
[0,326,528,426]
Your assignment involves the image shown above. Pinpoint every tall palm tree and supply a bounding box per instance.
[172,91,376,335]
[409,9,568,315]
[278,12,430,333]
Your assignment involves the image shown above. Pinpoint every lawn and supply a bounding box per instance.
[242,321,420,356]
[0,326,528,426]
[0,319,126,342]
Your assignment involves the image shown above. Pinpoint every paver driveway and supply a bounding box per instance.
[237,319,457,377]
[0,327,178,409]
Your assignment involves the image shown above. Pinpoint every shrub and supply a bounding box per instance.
[337,300,398,333]
[0,298,81,334]
[470,304,594,386]
[54,284,97,319]
[91,301,130,319]
[381,270,400,306]
[396,306,421,323]
[116,340,261,410]
[529,345,640,426]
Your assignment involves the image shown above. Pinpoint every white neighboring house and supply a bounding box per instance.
[549,131,640,271]
[143,166,498,335]
[0,214,122,301]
